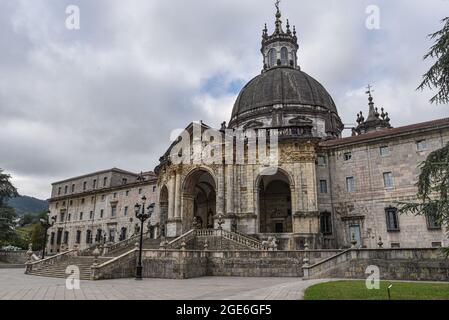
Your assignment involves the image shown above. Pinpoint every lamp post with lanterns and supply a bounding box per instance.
[134,195,155,280]
[39,212,56,259]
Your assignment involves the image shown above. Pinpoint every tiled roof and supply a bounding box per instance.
[319,117,449,148]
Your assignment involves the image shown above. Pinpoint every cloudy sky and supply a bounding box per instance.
[1,0,448,199]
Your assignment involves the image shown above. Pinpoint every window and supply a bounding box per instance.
[390,242,400,248]
[58,187,61,195]
[69,200,73,206]
[71,184,75,193]
[344,152,352,161]
[317,155,326,166]
[153,186,157,192]
[113,193,117,199]
[417,140,427,151]
[67,213,71,221]
[63,231,69,244]
[426,214,441,230]
[432,242,442,248]
[76,230,81,244]
[86,230,92,244]
[320,212,332,235]
[122,178,127,185]
[93,179,97,189]
[111,205,117,218]
[268,48,276,67]
[50,232,55,245]
[89,211,94,220]
[124,206,128,216]
[81,198,85,204]
[138,188,143,195]
[91,196,95,203]
[319,180,328,194]
[385,206,400,231]
[126,190,129,196]
[380,146,390,157]
[64,186,68,194]
[79,212,83,220]
[101,195,105,201]
[103,177,108,187]
[346,177,355,193]
[83,181,87,191]
[383,172,394,188]
[280,47,288,66]
[62,201,66,206]
[100,209,104,218]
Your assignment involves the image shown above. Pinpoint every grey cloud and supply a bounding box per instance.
[0,0,448,198]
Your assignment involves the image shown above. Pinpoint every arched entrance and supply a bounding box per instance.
[159,185,169,237]
[182,169,216,232]
[258,170,293,233]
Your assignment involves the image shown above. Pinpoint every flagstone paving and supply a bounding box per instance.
[0,268,330,300]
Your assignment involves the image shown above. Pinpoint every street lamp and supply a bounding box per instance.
[134,195,155,280]
[39,211,56,260]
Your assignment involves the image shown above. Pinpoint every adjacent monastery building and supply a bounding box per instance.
[47,5,449,253]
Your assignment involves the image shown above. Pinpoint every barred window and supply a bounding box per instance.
[320,212,332,235]
[426,214,441,230]
[385,206,400,231]
[383,172,394,188]
[346,177,355,193]
[319,180,328,193]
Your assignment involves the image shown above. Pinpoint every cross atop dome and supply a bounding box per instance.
[261,1,299,72]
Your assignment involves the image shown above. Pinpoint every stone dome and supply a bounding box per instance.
[229,67,338,127]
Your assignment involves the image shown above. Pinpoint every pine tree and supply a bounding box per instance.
[418,17,449,104]
[0,169,19,246]
[400,17,449,255]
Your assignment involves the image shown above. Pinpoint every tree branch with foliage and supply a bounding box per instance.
[417,17,449,104]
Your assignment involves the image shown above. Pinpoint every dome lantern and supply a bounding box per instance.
[261,1,299,71]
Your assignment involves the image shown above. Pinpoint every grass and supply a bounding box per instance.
[304,280,449,300]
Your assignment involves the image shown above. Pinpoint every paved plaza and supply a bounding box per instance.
[0,268,331,300]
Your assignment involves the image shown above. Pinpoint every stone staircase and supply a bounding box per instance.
[26,256,98,280]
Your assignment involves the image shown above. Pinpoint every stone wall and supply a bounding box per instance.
[318,127,449,249]
[0,250,29,264]
[100,249,341,280]
[304,248,449,282]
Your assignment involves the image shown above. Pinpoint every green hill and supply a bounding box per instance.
[7,196,48,216]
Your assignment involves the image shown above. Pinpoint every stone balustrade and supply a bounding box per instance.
[303,248,449,281]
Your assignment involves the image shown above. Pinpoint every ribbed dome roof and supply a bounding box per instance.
[230,67,338,124]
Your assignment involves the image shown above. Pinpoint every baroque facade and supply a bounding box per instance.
[47,5,449,253]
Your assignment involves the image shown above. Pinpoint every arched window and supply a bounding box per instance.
[268,48,276,67]
[281,47,288,66]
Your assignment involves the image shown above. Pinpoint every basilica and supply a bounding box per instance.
[46,5,449,254]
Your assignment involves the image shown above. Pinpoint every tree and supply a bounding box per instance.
[400,16,449,255]
[0,169,19,246]
[0,169,18,206]
[417,17,449,104]
[0,206,18,246]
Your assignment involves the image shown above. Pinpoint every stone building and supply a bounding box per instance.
[47,168,158,253]
[153,5,449,250]
[46,4,449,252]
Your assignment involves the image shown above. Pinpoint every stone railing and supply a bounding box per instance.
[165,229,196,249]
[103,234,141,256]
[219,229,265,250]
[91,248,138,280]
[25,249,77,274]
[303,248,449,281]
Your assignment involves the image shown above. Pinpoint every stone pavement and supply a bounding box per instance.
[0,268,330,300]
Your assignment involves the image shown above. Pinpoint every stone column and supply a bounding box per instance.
[226,165,234,215]
[174,170,181,219]
[167,177,175,219]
